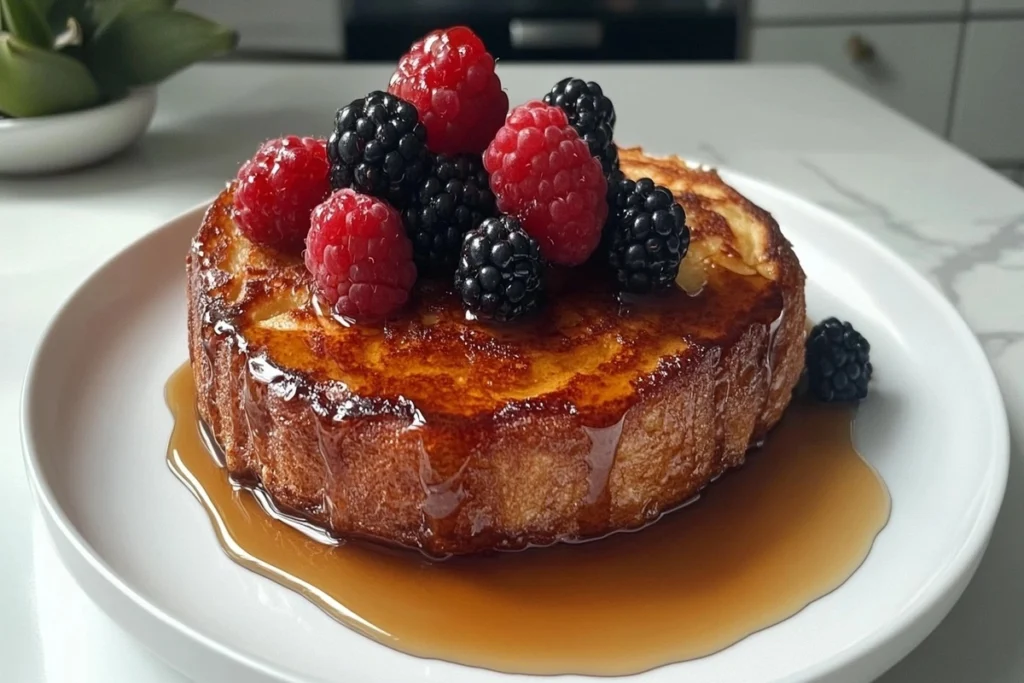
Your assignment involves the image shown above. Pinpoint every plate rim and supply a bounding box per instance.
[21,171,1011,683]
[21,200,318,683]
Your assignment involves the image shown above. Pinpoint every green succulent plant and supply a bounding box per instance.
[0,0,237,118]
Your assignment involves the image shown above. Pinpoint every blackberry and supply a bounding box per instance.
[600,169,627,249]
[806,318,873,403]
[543,77,618,174]
[402,154,496,275]
[605,176,689,293]
[327,91,429,207]
[455,215,545,322]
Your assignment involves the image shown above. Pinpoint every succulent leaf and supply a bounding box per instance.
[87,8,236,92]
[0,33,100,116]
[45,0,86,33]
[1,0,54,48]
[90,0,174,28]
[31,0,55,15]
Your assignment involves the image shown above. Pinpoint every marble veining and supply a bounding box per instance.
[799,160,1024,360]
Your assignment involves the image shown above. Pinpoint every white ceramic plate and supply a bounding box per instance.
[0,88,156,175]
[22,172,1009,683]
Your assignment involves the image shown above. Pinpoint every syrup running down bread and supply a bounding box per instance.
[186,147,807,556]
[166,363,890,675]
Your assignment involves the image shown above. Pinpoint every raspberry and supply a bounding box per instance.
[483,101,607,266]
[388,26,509,156]
[305,189,418,321]
[233,136,331,251]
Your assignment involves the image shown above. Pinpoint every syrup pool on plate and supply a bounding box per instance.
[165,362,890,676]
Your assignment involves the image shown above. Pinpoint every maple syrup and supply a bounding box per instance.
[166,363,889,675]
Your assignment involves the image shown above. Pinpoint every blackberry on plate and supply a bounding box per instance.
[455,215,545,322]
[543,77,618,175]
[605,175,689,293]
[806,317,873,403]
[403,154,496,275]
[327,91,430,207]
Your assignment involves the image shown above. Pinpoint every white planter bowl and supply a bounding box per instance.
[0,88,157,175]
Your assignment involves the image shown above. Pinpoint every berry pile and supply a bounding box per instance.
[229,26,689,322]
[223,24,871,401]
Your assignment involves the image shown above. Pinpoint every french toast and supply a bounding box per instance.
[186,147,806,556]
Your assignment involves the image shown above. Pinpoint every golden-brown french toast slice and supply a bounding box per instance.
[187,147,806,556]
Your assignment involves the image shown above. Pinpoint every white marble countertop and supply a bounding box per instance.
[2,62,1022,683]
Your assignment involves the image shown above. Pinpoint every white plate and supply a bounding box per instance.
[0,88,156,175]
[21,172,1009,683]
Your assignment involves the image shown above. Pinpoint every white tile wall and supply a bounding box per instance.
[751,0,1024,165]
[752,0,966,21]
[969,0,1024,12]
[950,20,1024,161]
[750,22,961,135]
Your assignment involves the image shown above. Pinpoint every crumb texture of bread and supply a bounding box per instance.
[186,148,806,556]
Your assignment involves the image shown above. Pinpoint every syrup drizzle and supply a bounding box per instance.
[166,363,890,676]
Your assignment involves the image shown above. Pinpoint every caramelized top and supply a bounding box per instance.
[191,148,795,426]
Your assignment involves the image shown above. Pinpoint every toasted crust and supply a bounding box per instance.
[186,149,806,556]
